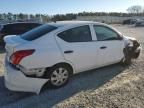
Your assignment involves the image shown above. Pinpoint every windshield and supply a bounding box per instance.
[21,24,57,41]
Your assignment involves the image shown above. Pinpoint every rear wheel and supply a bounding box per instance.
[46,64,72,88]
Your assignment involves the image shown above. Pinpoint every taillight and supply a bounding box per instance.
[10,49,35,65]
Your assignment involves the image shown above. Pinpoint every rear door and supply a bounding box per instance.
[55,25,99,73]
[93,25,124,66]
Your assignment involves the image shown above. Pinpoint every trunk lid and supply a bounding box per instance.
[4,35,28,60]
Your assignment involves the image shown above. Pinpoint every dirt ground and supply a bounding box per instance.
[0,48,4,76]
[0,25,144,108]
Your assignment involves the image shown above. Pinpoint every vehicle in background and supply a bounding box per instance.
[0,22,42,45]
[135,19,144,27]
[4,21,141,94]
[123,19,137,25]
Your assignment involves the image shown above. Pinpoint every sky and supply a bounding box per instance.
[0,0,143,15]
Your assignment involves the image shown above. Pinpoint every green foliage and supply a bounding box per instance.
[0,7,144,23]
[51,13,76,21]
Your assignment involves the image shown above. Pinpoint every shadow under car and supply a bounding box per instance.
[0,63,127,108]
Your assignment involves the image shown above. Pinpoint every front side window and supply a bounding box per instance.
[58,25,92,42]
[93,25,120,41]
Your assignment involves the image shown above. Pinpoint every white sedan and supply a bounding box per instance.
[4,21,141,94]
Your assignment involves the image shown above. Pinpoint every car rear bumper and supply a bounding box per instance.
[4,58,49,94]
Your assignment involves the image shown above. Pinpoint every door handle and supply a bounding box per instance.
[100,46,107,49]
[64,50,74,54]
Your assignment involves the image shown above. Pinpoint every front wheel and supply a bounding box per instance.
[121,56,132,65]
[121,47,132,65]
[46,64,71,88]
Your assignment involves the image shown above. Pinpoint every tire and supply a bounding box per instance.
[133,52,140,59]
[122,56,132,65]
[45,64,72,88]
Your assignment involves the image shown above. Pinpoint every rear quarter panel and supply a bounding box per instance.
[16,33,65,69]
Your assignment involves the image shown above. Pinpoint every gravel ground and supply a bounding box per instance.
[0,47,4,76]
[0,25,144,108]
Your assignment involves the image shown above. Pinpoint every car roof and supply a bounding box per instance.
[46,21,122,36]
[48,21,105,27]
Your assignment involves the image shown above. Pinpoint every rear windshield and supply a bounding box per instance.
[21,24,57,41]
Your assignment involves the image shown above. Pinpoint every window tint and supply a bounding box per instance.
[2,24,29,34]
[14,23,36,34]
[93,25,119,41]
[29,23,41,29]
[58,25,92,42]
[10,24,29,34]
[1,23,41,35]
[0,25,3,31]
[1,24,13,34]
[21,24,57,41]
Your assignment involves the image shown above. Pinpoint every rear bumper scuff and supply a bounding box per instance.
[4,58,49,94]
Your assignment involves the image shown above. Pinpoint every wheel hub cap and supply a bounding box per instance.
[51,67,68,86]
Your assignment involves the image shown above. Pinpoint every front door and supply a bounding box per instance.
[93,25,124,66]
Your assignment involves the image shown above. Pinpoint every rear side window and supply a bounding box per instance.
[21,24,57,41]
[57,25,92,42]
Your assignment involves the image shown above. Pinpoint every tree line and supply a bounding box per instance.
[0,5,144,23]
